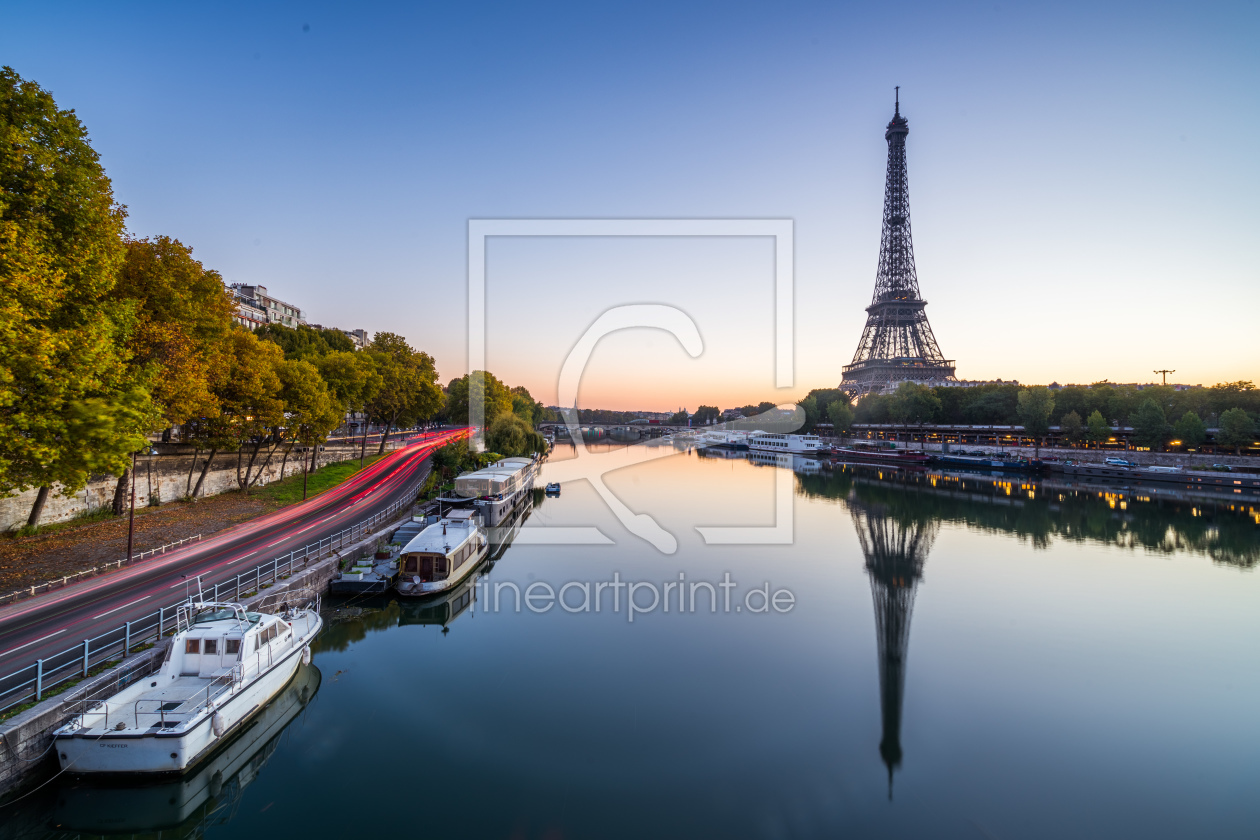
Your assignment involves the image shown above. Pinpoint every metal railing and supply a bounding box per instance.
[0,535,205,609]
[0,473,426,716]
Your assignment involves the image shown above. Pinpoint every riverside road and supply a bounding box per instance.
[0,429,465,687]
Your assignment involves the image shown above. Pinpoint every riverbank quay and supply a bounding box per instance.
[821,436,1258,473]
[0,433,461,741]
[848,424,1259,463]
[0,455,395,603]
[0,504,420,798]
[0,438,420,535]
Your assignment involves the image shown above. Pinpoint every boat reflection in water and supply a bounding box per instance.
[49,663,321,836]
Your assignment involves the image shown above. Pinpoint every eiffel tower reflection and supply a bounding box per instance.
[850,497,938,799]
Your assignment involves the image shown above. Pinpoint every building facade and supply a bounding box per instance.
[230,284,306,328]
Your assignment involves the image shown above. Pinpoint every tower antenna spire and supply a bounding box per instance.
[895,86,899,115]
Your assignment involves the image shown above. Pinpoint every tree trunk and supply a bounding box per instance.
[360,415,373,466]
[278,443,295,481]
[185,447,201,496]
[376,413,399,455]
[192,449,217,498]
[161,427,172,443]
[27,485,51,529]
[247,440,282,489]
[112,469,131,516]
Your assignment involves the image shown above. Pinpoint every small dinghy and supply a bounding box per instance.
[545,482,561,495]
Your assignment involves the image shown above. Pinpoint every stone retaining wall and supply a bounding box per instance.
[0,442,389,533]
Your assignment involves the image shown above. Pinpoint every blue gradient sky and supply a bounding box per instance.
[4,1,1256,410]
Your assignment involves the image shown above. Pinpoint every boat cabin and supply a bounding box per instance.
[399,509,484,584]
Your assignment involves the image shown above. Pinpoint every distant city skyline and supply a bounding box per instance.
[3,1,1256,411]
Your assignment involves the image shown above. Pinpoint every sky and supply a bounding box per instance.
[3,1,1257,411]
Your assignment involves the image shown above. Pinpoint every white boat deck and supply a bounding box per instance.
[81,674,223,733]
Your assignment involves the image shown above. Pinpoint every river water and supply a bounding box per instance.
[7,441,1259,839]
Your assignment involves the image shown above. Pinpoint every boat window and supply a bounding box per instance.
[185,638,200,654]
[204,638,218,655]
[225,639,241,655]
[195,608,238,624]
[253,635,260,652]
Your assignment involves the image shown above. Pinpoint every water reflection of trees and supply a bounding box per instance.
[796,469,1260,569]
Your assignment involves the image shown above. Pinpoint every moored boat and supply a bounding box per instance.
[748,432,826,455]
[395,509,488,597]
[435,456,538,527]
[831,446,930,466]
[54,597,322,776]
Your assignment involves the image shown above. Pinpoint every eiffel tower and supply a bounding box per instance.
[841,89,955,397]
[850,498,938,798]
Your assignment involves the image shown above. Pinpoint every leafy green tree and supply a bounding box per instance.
[890,382,941,448]
[1085,410,1111,449]
[1016,388,1056,457]
[275,358,342,498]
[317,350,382,433]
[218,331,285,491]
[827,400,854,437]
[511,385,538,425]
[1,67,149,527]
[443,370,513,429]
[1172,411,1207,449]
[693,405,720,426]
[667,409,689,425]
[1130,398,1169,451]
[1059,411,1084,447]
[363,333,442,455]
[1216,408,1255,455]
[485,413,547,457]
[109,236,235,511]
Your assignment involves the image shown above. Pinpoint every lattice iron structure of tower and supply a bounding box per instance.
[841,89,955,397]
[851,500,938,799]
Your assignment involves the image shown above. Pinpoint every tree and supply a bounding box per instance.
[1130,398,1169,451]
[1216,408,1254,455]
[485,413,547,457]
[443,370,512,430]
[1016,388,1056,457]
[362,332,442,455]
[1,67,149,527]
[1085,410,1110,449]
[890,382,941,448]
[693,405,720,426]
[1059,411,1084,447]
[1172,411,1207,450]
[827,400,854,438]
[255,322,355,359]
[108,235,235,511]
[217,330,285,491]
[276,358,342,498]
[511,385,538,425]
[317,350,382,434]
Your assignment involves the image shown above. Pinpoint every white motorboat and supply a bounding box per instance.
[53,664,321,833]
[748,432,826,455]
[54,598,322,775]
[396,509,488,597]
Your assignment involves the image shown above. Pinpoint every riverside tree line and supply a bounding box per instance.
[791,381,1258,456]
[0,68,543,530]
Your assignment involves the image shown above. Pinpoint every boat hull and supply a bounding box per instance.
[55,616,321,776]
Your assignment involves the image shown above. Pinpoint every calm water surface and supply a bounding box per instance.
[8,441,1260,839]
